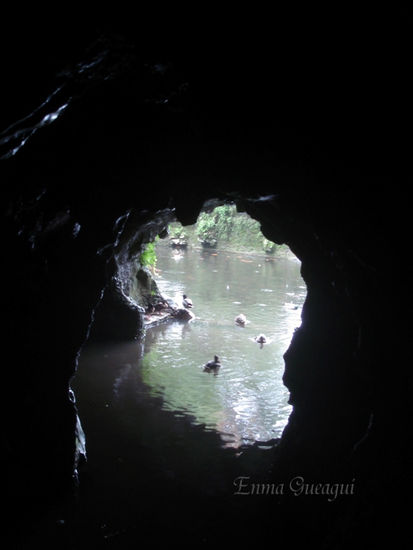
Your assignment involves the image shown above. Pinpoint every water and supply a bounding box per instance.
[69,245,306,542]
[75,247,305,455]
[143,245,305,447]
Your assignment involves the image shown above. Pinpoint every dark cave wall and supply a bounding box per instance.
[87,208,176,341]
[245,188,406,478]
[1,28,412,544]
[3,160,410,531]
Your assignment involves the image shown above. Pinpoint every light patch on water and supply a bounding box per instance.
[139,246,306,448]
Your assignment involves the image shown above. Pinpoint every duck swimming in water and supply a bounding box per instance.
[182,294,193,308]
[203,355,221,372]
[235,313,247,326]
[254,334,267,348]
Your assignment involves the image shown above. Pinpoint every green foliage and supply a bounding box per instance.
[195,203,274,253]
[169,223,188,240]
[196,204,236,247]
[263,237,277,254]
[214,204,236,240]
[140,241,157,269]
[161,204,281,255]
[196,213,218,246]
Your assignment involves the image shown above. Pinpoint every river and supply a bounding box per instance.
[70,244,306,542]
[145,245,305,447]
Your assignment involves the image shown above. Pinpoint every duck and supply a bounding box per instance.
[182,294,193,308]
[254,334,267,348]
[203,355,221,372]
[235,313,247,326]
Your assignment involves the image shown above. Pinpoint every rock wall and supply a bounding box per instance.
[1,26,411,546]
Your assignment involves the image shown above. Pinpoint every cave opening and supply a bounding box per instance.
[69,199,307,535]
[142,203,307,448]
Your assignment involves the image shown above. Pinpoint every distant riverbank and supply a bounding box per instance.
[161,206,297,260]
[157,237,297,261]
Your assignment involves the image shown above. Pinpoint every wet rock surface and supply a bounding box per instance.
[1,20,411,548]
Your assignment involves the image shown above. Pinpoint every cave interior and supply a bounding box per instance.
[1,20,412,548]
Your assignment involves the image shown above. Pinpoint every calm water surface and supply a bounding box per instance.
[71,245,306,538]
[142,245,306,447]
[74,247,306,471]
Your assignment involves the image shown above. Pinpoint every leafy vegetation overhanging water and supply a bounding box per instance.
[161,204,292,255]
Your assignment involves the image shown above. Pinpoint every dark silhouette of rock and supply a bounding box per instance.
[0,20,411,548]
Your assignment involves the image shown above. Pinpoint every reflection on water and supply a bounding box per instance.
[70,245,306,539]
[140,246,306,447]
[73,246,306,491]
